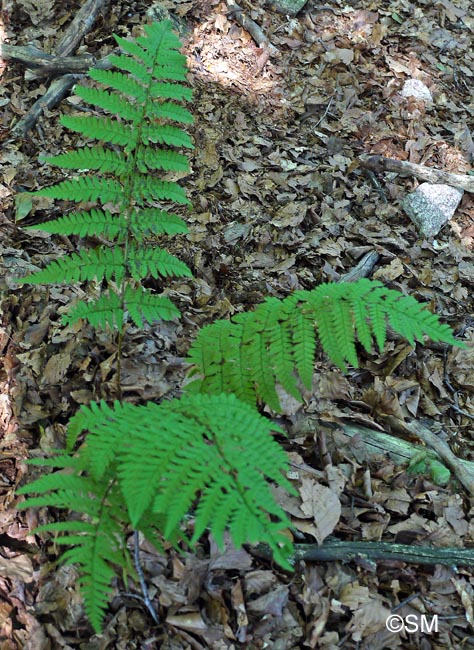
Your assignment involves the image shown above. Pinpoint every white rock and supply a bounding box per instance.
[400,79,433,103]
[402,183,463,238]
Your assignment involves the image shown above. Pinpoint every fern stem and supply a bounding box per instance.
[116,328,123,398]
[133,530,160,624]
[114,25,172,394]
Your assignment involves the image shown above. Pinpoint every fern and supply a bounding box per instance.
[16,21,465,637]
[186,279,462,411]
[18,394,295,632]
[18,20,193,330]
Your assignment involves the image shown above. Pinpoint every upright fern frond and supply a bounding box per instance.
[186,278,462,411]
[18,394,295,632]
[19,20,193,329]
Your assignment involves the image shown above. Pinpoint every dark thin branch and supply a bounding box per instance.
[254,538,474,567]
[0,43,95,75]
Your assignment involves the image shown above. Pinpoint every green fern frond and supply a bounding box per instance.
[187,279,462,411]
[150,81,192,102]
[20,245,191,286]
[137,147,189,173]
[19,473,130,634]
[147,101,193,124]
[88,68,147,101]
[66,394,295,566]
[141,123,193,148]
[20,20,193,329]
[63,287,180,329]
[73,86,141,121]
[19,393,295,631]
[123,286,180,327]
[108,53,153,84]
[61,115,136,147]
[62,291,124,329]
[66,398,118,451]
[131,175,191,205]
[127,245,192,280]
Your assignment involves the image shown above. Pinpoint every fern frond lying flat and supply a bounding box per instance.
[19,393,295,632]
[187,279,462,411]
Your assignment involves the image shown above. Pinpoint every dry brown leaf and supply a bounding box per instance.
[299,477,341,544]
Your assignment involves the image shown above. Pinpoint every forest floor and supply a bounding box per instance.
[1,0,474,647]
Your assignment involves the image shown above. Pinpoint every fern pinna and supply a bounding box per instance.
[186,278,462,411]
[19,21,193,329]
[17,394,294,633]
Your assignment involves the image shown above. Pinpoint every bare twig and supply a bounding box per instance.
[385,416,474,497]
[10,0,110,135]
[12,74,83,137]
[254,538,474,566]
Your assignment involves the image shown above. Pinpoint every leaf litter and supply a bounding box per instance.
[1,0,474,646]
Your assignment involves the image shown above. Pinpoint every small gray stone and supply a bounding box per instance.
[402,183,463,238]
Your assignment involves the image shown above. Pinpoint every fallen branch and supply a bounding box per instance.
[296,415,474,496]
[0,43,95,76]
[12,74,83,137]
[339,250,380,282]
[11,0,110,136]
[254,538,474,567]
[385,416,474,497]
[360,154,474,193]
[255,417,474,568]
[26,0,108,81]
[11,55,112,138]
